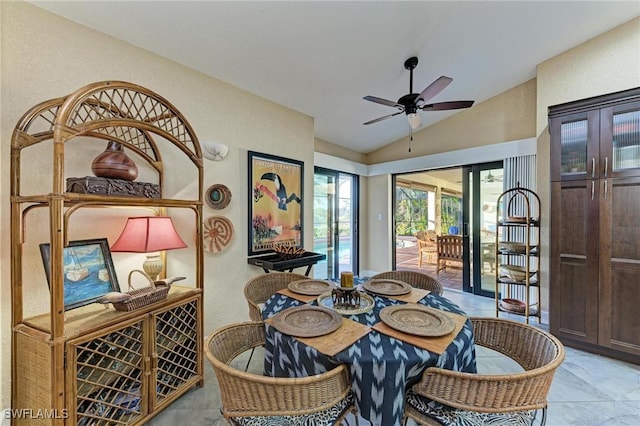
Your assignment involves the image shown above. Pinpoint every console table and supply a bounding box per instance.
[247,251,326,276]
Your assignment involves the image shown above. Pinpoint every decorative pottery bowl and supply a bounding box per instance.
[500,298,526,313]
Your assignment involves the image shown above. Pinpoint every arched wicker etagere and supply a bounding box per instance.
[494,185,541,324]
[10,81,204,425]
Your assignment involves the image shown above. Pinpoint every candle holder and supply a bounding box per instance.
[332,286,361,309]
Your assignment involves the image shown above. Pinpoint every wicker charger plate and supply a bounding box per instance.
[270,305,342,337]
[288,279,335,296]
[317,291,375,316]
[379,305,455,337]
[362,279,411,296]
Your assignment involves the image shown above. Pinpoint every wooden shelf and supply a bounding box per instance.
[22,286,200,337]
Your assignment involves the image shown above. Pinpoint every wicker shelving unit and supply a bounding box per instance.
[10,81,204,425]
[495,185,541,324]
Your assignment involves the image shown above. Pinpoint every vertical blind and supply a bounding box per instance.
[502,154,538,219]
[500,155,538,283]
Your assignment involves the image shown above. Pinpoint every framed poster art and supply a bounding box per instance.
[248,151,304,256]
[39,238,120,310]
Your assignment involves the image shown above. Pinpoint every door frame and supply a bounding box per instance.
[462,161,503,296]
[313,167,359,279]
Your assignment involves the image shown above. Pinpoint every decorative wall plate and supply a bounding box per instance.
[205,184,232,210]
[270,305,342,337]
[203,216,234,253]
[379,305,455,337]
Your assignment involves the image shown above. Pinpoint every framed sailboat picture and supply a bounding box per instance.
[39,238,120,310]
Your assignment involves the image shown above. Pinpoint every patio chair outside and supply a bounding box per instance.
[415,230,438,268]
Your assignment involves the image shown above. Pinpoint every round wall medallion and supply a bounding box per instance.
[204,216,234,253]
[205,184,232,210]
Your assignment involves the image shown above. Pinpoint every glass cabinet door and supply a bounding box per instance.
[550,110,599,181]
[604,101,640,176]
[561,119,589,175]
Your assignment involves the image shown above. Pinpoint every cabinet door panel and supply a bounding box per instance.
[152,298,200,409]
[600,101,640,178]
[67,317,148,426]
[550,110,600,181]
[550,181,599,343]
[599,177,640,355]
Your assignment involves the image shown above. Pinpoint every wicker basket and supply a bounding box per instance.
[274,246,306,260]
[113,269,170,312]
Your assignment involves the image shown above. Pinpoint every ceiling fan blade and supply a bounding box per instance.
[363,95,403,109]
[417,76,453,104]
[420,100,475,111]
[363,111,403,125]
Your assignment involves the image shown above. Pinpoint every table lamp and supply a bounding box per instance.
[111,216,187,281]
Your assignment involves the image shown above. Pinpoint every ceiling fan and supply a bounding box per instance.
[363,56,474,134]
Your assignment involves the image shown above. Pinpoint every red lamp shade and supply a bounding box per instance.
[111,216,187,253]
[111,216,187,281]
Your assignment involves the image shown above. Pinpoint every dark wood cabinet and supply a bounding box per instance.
[549,88,640,363]
[549,179,599,345]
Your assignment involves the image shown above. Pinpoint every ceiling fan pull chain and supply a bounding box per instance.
[409,128,413,152]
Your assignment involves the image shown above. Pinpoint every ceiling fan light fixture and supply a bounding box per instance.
[407,112,421,130]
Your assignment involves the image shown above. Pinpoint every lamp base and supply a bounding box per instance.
[143,254,163,282]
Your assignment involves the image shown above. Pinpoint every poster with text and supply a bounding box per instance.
[248,151,304,256]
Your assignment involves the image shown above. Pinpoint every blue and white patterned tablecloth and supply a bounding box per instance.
[262,285,477,426]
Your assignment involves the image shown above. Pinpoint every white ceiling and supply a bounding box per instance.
[30,1,639,154]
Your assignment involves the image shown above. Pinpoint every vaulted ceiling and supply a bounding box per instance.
[31,1,640,153]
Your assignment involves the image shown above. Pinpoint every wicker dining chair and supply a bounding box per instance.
[243,272,308,321]
[205,321,359,425]
[403,317,565,426]
[370,270,444,296]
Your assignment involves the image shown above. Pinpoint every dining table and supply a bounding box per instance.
[261,277,477,426]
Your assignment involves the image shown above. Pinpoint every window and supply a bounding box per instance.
[395,180,435,236]
[441,191,462,234]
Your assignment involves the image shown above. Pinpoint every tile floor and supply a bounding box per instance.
[149,289,640,426]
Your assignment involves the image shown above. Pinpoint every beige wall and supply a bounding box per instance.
[0,2,315,409]
[315,137,367,164]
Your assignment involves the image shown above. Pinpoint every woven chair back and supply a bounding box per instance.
[472,317,563,372]
[370,270,444,295]
[411,317,565,416]
[205,321,355,420]
[243,272,308,321]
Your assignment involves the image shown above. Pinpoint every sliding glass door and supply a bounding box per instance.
[462,161,503,296]
[313,167,359,279]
